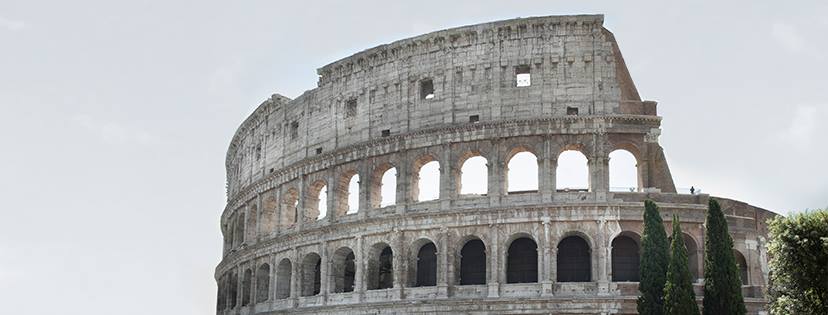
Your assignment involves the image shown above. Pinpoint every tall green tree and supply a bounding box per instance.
[638,200,669,315]
[702,199,746,315]
[664,214,700,315]
[767,209,828,315]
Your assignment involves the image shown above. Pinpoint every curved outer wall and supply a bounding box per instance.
[216,15,774,314]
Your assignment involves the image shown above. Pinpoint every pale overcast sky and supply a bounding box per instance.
[1,1,826,314]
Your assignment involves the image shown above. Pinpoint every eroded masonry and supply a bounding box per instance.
[215,15,775,314]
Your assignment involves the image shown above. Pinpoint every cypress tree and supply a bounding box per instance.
[637,200,669,315]
[664,214,700,315]
[702,198,746,315]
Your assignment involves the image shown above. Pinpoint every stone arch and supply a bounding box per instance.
[412,154,440,202]
[734,249,748,285]
[306,180,328,221]
[669,232,701,281]
[255,263,270,303]
[281,188,299,227]
[330,246,356,293]
[506,234,538,284]
[609,148,640,192]
[370,162,397,208]
[260,193,278,236]
[241,267,253,306]
[611,232,641,281]
[556,144,590,192]
[458,237,487,285]
[505,145,539,193]
[300,253,322,296]
[557,235,591,282]
[367,242,394,290]
[408,238,438,287]
[457,151,488,195]
[275,258,292,299]
[335,169,360,216]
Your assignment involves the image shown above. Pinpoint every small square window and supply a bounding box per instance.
[381,129,391,137]
[345,98,357,118]
[315,147,323,155]
[469,115,480,123]
[516,65,531,87]
[566,107,579,115]
[420,79,434,100]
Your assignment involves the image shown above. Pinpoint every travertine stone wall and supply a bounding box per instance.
[216,14,774,315]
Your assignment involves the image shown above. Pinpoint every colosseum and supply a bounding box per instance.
[215,14,776,314]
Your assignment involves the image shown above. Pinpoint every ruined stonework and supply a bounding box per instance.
[216,15,775,314]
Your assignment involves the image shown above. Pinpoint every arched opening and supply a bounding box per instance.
[275,258,292,299]
[301,253,322,296]
[228,271,238,308]
[256,263,270,303]
[734,250,748,285]
[331,247,356,293]
[413,241,437,287]
[307,181,328,221]
[260,194,278,237]
[507,151,538,193]
[611,234,640,281]
[347,174,359,214]
[506,237,538,283]
[367,243,394,290]
[459,155,488,195]
[557,235,591,282]
[414,158,440,202]
[233,213,246,247]
[241,268,252,306]
[282,189,299,227]
[370,164,397,208]
[683,234,700,282]
[459,239,486,285]
[556,150,589,191]
[609,149,639,192]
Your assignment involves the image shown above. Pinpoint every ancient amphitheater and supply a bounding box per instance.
[215,15,776,314]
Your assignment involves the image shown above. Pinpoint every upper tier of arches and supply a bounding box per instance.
[225,15,660,196]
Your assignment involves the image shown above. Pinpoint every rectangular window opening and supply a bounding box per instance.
[516,65,531,87]
[420,79,435,100]
[566,107,579,115]
[345,98,357,118]
[290,121,299,140]
[315,147,323,155]
[381,129,391,137]
[469,115,480,123]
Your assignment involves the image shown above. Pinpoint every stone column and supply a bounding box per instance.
[297,176,306,229]
[392,231,404,300]
[541,218,554,296]
[590,156,610,193]
[539,139,555,202]
[355,235,365,302]
[439,144,453,209]
[437,228,449,297]
[487,224,500,298]
[319,242,329,304]
[358,162,370,220]
[290,248,300,307]
[396,150,409,214]
[597,219,610,295]
[487,142,503,207]
[256,193,263,242]
[326,169,337,222]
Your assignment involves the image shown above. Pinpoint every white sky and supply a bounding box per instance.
[0,1,826,314]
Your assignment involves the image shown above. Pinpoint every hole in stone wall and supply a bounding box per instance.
[346,174,360,214]
[315,147,323,155]
[367,244,394,290]
[734,250,748,285]
[256,263,270,303]
[609,149,638,192]
[417,161,440,202]
[381,129,391,137]
[459,239,486,285]
[290,121,299,140]
[316,184,327,220]
[506,237,538,283]
[460,156,488,195]
[415,242,437,287]
[420,79,434,100]
[556,150,589,191]
[380,168,397,207]
[507,151,538,193]
[469,115,479,123]
[611,235,640,281]
[516,65,531,87]
[301,253,322,296]
[241,268,252,306]
[345,98,357,118]
[566,107,579,115]
[275,259,292,299]
[557,236,591,282]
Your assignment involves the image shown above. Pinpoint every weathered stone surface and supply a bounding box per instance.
[215,14,773,314]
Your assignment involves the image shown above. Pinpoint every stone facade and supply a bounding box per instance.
[215,15,775,314]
